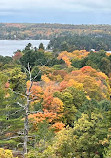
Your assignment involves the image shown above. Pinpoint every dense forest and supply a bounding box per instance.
[1,23,111,52]
[1,23,111,40]
[48,33,111,51]
[0,41,111,158]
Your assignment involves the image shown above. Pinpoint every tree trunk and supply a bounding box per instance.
[23,95,30,157]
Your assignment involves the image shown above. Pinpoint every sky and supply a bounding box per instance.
[0,0,111,24]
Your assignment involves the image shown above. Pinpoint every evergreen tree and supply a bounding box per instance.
[39,43,45,50]
[0,73,24,149]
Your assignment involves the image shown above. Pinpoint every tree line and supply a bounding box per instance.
[1,23,111,40]
[48,33,111,51]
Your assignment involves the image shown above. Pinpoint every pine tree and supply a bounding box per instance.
[0,73,24,150]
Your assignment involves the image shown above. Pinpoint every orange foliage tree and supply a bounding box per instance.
[58,50,89,67]
[13,51,23,60]
[28,64,110,132]
[57,51,72,67]
[63,66,110,100]
[28,79,65,132]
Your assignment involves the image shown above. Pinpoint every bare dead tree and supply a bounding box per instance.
[8,63,42,157]
[7,58,51,157]
[23,63,41,157]
[15,63,41,157]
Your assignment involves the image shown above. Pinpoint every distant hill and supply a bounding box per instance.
[0,23,111,40]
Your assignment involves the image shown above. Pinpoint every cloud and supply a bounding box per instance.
[0,0,111,24]
[0,0,111,12]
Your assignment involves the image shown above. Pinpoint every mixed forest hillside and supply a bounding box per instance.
[0,41,111,157]
[1,23,111,40]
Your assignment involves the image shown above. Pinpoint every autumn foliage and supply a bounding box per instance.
[13,51,23,60]
[58,50,89,67]
[27,62,111,133]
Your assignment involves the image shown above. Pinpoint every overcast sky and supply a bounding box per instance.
[0,0,111,24]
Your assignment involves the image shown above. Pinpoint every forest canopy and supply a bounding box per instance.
[0,41,111,158]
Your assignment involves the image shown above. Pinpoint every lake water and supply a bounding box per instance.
[0,40,50,57]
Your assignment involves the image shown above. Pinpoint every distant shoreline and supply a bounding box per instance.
[1,23,111,40]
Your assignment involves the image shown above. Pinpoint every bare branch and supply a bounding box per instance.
[32,70,41,81]
[28,62,32,82]
[17,102,25,108]
[28,110,43,114]
[17,143,24,148]
[9,88,27,98]
[17,131,24,135]
[9,108,25,116]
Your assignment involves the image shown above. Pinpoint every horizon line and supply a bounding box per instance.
[0,22,111,26]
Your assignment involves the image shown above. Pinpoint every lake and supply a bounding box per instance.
[0,40,50,57]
